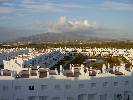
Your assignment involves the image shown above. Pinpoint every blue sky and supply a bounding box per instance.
[0,0,133,40]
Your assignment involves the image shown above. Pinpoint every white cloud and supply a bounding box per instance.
[23,4,66,13]
[0,0,85,14]
[102,1,133,11]
[0,6,15,14]
[0,0,12,2]
[20,1,133,14]
[48,16,96,33]
[20,0,86,13]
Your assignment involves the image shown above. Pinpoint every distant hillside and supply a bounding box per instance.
[6,31,129,44]
[11,32,102,43]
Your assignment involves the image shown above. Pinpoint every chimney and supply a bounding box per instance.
[113,66,116,72]
[102,64,106,73]
[80,64,85,75]
[47,70,49,78]
[107,63,110,68]
[60,65,63,75]
[37,69,39,78]
[71,67,74,73]
[11,71,14,77]
[86,67,89,74]
[1,69,4,76]
[89,67,93,75]
[55,68,58,75]
[130,65,132,71]
[29,67,31,77]
[37,65,40,69]
[70,64,72,70]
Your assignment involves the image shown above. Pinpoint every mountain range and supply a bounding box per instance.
[9,32,103,43]
[3,31,130,43]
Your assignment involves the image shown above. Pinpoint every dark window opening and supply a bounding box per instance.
[29,85,34,90]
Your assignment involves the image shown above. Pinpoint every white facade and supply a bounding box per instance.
[0,71,133,100]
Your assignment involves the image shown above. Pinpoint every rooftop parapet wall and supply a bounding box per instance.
[0,63,133,80]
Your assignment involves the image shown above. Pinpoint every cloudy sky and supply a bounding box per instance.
[0,0,133,41]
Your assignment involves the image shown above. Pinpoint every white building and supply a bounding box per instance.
[0,47,133,100]
[0,62,133,100]
[0,48,30,66]
[3,49,65,73]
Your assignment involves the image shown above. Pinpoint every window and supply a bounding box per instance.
[52,97,60,100]
[88,94,96,100]
[114,82,118,86]
[78,84,84,89]
[29,85,34,90]
[39,96,48,100]
[114,94,122,100]
[15,86,21,90]
[28,96,36,100]
[41,85,48,90]
[125,80,129,85]
[103,82,108,87]
[78,94,86,100]
[91,83,96,88]
[65,84,71,89]
[100,94,107,100]
[67,97,74,100]
[1,98,9,100]
[2,85,9,91]
[54,84,60,90]
[16,99,24,100]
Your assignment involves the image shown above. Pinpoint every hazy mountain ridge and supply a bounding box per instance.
[10,32,97,43]
[5,32,130,44]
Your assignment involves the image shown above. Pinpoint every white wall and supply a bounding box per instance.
[0,74,133,100]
